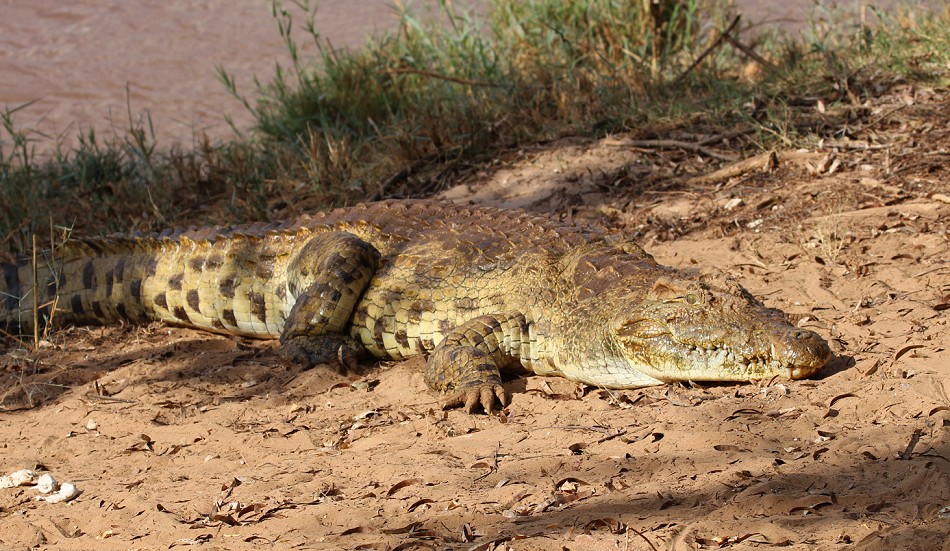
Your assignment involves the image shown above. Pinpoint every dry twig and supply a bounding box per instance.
[383,66,501,88]
[675,15,741,84]
[612,138,738,162]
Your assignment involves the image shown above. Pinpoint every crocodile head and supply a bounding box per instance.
[606,273,831,387]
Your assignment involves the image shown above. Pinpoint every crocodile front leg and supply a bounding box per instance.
[279,232,379,369]
[425,313,532,414]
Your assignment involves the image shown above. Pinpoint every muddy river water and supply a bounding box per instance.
[0,1,933,153]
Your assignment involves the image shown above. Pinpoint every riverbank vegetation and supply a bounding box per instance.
[1,0,948,254]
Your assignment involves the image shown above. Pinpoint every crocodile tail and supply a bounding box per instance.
[0,259,31,334]
[0,237,163,336]
[0,249,69,335]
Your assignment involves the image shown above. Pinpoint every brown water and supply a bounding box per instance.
[0,0,435,152]
[0,1,934,154]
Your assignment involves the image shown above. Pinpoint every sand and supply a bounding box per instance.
[1,2,948,549]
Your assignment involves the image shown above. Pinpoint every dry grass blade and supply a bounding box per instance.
[898,428,924,460]
[674,15,741,84]
[382,66,502,88]
[723,34,780,74]
[31,235,38,349]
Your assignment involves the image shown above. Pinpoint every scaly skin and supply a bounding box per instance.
[0,200,831,413]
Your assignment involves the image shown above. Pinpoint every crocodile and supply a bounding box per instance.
[0,199,831,412]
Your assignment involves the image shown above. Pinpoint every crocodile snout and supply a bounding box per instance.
[783,328,832,378]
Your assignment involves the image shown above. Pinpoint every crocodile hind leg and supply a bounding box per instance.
[279,232,380,369]
[425,313,531,414]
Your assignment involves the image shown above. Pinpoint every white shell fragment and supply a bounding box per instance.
[35,483,79,503]
[35,473,59,494]
[0,469,36,488]
[1,468,77,503]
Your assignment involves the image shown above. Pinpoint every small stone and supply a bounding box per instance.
[723,197,744,210]
[35,482,79,503]
[35,473,58,494]
[0,469,36,488]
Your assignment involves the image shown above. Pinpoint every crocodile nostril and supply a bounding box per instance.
[791,329,816,341]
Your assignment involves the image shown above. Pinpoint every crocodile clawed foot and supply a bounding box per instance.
[441,383,508,415]
[280,335,364,373]
[336,344,360,372]
[281,341,316,369]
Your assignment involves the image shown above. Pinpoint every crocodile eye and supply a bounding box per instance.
[685,294,697,304]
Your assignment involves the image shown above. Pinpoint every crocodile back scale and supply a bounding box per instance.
[0,199,831,413]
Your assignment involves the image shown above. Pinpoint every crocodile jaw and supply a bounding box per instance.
[614,320,831,384]
[569,358,666,389]
[609,274,833,385]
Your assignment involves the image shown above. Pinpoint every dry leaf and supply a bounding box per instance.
[894,344,924,361]
[169,534,213,547]
[555,477,590,491]
[380,521,423,535]
[407,498,435,512]
[725,408,763,421]
[829,393,858,407]
[582,517,627,534]
[386,478,423,497]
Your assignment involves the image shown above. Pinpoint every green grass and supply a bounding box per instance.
[2,0,949,257]
[222,0,727,191]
